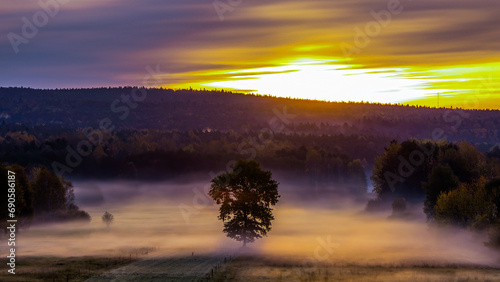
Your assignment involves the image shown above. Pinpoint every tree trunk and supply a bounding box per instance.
[243,209,248,248]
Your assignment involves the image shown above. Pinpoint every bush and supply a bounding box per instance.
[365,199,382,212]
[392,198,407,215]
[102,211,114,228]
[53,209,91,222]
[434,179,496,230]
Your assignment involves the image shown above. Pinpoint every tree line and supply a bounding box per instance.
[0,129,369,195]
[0,163,90,230]
[370,139,500,246]
[1,87,499,146]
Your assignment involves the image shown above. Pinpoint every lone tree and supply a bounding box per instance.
[209,160,280,247]
[102,211,114,228]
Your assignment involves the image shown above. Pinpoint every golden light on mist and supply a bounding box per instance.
[257,205,497,266]
[4,180,497,270]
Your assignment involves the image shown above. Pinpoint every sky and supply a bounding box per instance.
[1,0,499,109]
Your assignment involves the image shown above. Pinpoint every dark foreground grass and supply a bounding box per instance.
[1,255,138,282]
[214,256,500,282]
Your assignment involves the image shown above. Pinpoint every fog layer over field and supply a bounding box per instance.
[15,180,500,266]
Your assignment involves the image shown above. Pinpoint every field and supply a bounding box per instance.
[215,256,500,282]
[5,254,499,281]
[0,255,137,282]
[4,181,500,281]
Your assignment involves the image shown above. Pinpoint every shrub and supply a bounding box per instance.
[392,198,407,215]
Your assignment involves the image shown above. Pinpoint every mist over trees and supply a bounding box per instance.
[0,164,90,228]
[370,140,495,206]
[369,139,500,245]
[102,211,114,228]
[2,87,500,248]
[0,128,369,196]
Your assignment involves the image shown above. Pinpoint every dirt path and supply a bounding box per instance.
[86,254,227,282]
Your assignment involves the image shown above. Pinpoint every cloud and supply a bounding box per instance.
[0,0,498,107]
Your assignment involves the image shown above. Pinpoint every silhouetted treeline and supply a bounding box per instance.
[369,139,500,246]
[0,163,90,230]
[0,128,368,195]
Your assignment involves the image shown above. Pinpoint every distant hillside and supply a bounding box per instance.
[0,87,499,182]
[1,87,499,147]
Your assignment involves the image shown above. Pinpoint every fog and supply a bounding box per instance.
[10,180,500,267]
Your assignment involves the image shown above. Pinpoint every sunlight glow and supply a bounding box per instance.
[203,59,444,104]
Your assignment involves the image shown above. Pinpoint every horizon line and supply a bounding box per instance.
[1,85,498,112]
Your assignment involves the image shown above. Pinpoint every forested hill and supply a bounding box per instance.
[1,87,499,146]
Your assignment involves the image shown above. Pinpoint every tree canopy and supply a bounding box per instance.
[209,159,280,247]
[102,211,114,228]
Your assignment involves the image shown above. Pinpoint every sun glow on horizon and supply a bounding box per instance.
[201,59,444,104]
[166,59,500,109]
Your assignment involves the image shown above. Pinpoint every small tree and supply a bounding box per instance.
[209,160,280,247]
[102,211,114,228]
[392,198,407,216]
